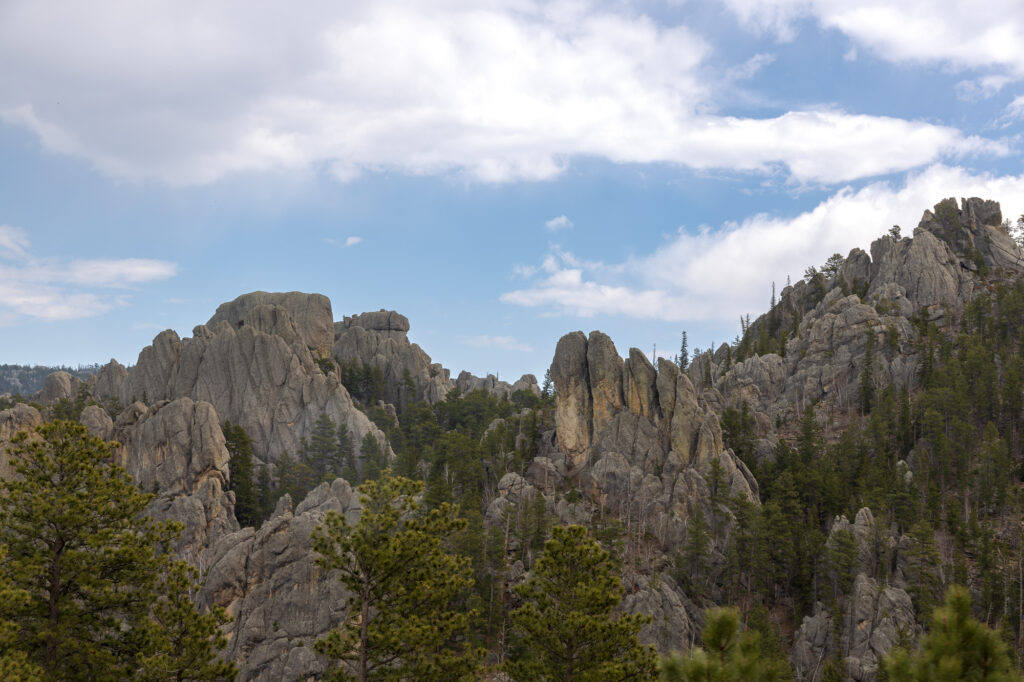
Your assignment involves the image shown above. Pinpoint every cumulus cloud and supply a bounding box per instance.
[503,164,1024,323]
[723,0,1024,76]
[344,236,363,247]
[0,1,999,186]
[545,215,573,231]
[465,334,534,352]
[0,227,176,321]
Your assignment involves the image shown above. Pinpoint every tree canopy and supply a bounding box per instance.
[504,524,657,682]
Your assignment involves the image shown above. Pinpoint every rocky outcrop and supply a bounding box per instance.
[201,479,359,681]
[711,197,1024,432]
[333,310,454,406]
[792,510,916,682]
[90,293,390,468]
[551,331,756,505]
[208,291,335,359]
[115,398,239,560]
[454,371,540,400]
[551,332,592,467]
[35,370,83,404]
[0,403,43,479]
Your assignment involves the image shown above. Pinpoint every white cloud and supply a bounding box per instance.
[955,75,1013,101]
[344,236,363,247]
[0,226,30,259]
[0,228,176,321]
[723,0,1024,76]
[1005,96,1024,121]
[545,215,573,231]
[465,334,534,352]
[0,1,1000,186]
[503,164,1024,323]
[726,52,776,80]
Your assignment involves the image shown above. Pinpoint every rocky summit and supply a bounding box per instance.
[3,197,1024,681]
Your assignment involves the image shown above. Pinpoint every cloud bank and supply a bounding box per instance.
[0,1,1000,186]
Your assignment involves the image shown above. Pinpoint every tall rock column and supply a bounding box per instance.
[551,332,592,468]
[587,331,625,438]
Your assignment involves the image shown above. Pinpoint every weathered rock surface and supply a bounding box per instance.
[551,332,592,467]
[0,403,43,478]
[35,370,83,404]
[90,293,390,468]
[334,310,454,405]
[792,510,916,682]
[712,197,1024,429]
[551,331,756,505]
[208,291,335,359]
[115,398,239,559]
[201,478,359,681]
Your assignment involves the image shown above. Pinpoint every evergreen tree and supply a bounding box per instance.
[223,421,259,527]
[360,433,385,482]
[311,472,481,682]
[305,413,341,481]
[136,561,237,681]
[0,421,225,680]
[859,330,876,415]
[336,422,357,484]
[678,332,689,370]
[885,585,1021,682]
[660,606,784,681]
[902,521,945,619]
[276,452,318,504]
[0,545,42,681]
[504,525,657,682]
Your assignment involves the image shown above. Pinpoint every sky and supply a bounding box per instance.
[2,0,1024,382]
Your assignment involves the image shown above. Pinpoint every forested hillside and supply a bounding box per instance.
[2,197,1024,681]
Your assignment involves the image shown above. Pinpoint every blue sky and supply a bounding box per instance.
[2,0,1024,382]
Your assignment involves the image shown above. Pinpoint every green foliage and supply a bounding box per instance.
[660,606,785,681]
[223,421,260,527]
[0,421,230,680]
[338,358,385,406]
[136,561,237,681]
[359,432,385,483]
[504,525,657,682]
[884,585,1021,682]
[311,472,481,682]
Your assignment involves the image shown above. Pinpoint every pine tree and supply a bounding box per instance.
[660,606,784,681]
[504,524,657,681]
[0,545,42,681]
[337,422,357,484]
[311,472,481,682]
[0,421,226,680]
[223,421,259,527]
[136,560,237,681]
[884,585,1021,682]
[678,332,689,370]
[360,433,384,482]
